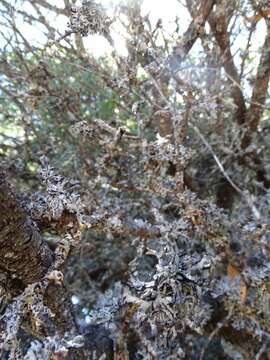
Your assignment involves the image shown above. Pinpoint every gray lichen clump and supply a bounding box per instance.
[68,1,113,39]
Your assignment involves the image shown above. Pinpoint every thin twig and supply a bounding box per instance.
[199,308,233,360]
[191,123,261,220]
[255,340,269,360]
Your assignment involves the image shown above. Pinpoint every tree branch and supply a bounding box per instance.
[0,172,53,285]
[208,0,247,125]
[170,0,216,70]
[241,19,270,148]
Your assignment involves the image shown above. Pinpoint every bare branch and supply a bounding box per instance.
[170,0,215,69]
[208,0,247,125]
[242,19,270,148]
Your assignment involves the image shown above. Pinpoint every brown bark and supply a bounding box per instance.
[208,5,270,140]
[0,173,114,358]
[161,0,215,137]
[0,172,53,285]
[241,19,270,148]
[208,4,270,189]
[208,1,247,126]
[0,173,72,335]
[160,0,216,191]
[170,0,216,69]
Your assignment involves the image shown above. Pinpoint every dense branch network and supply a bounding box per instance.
[0,0,270,359]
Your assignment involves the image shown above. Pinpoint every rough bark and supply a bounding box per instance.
[0,172,114,359]
[0,171,53,285]
[208,1,247,126]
